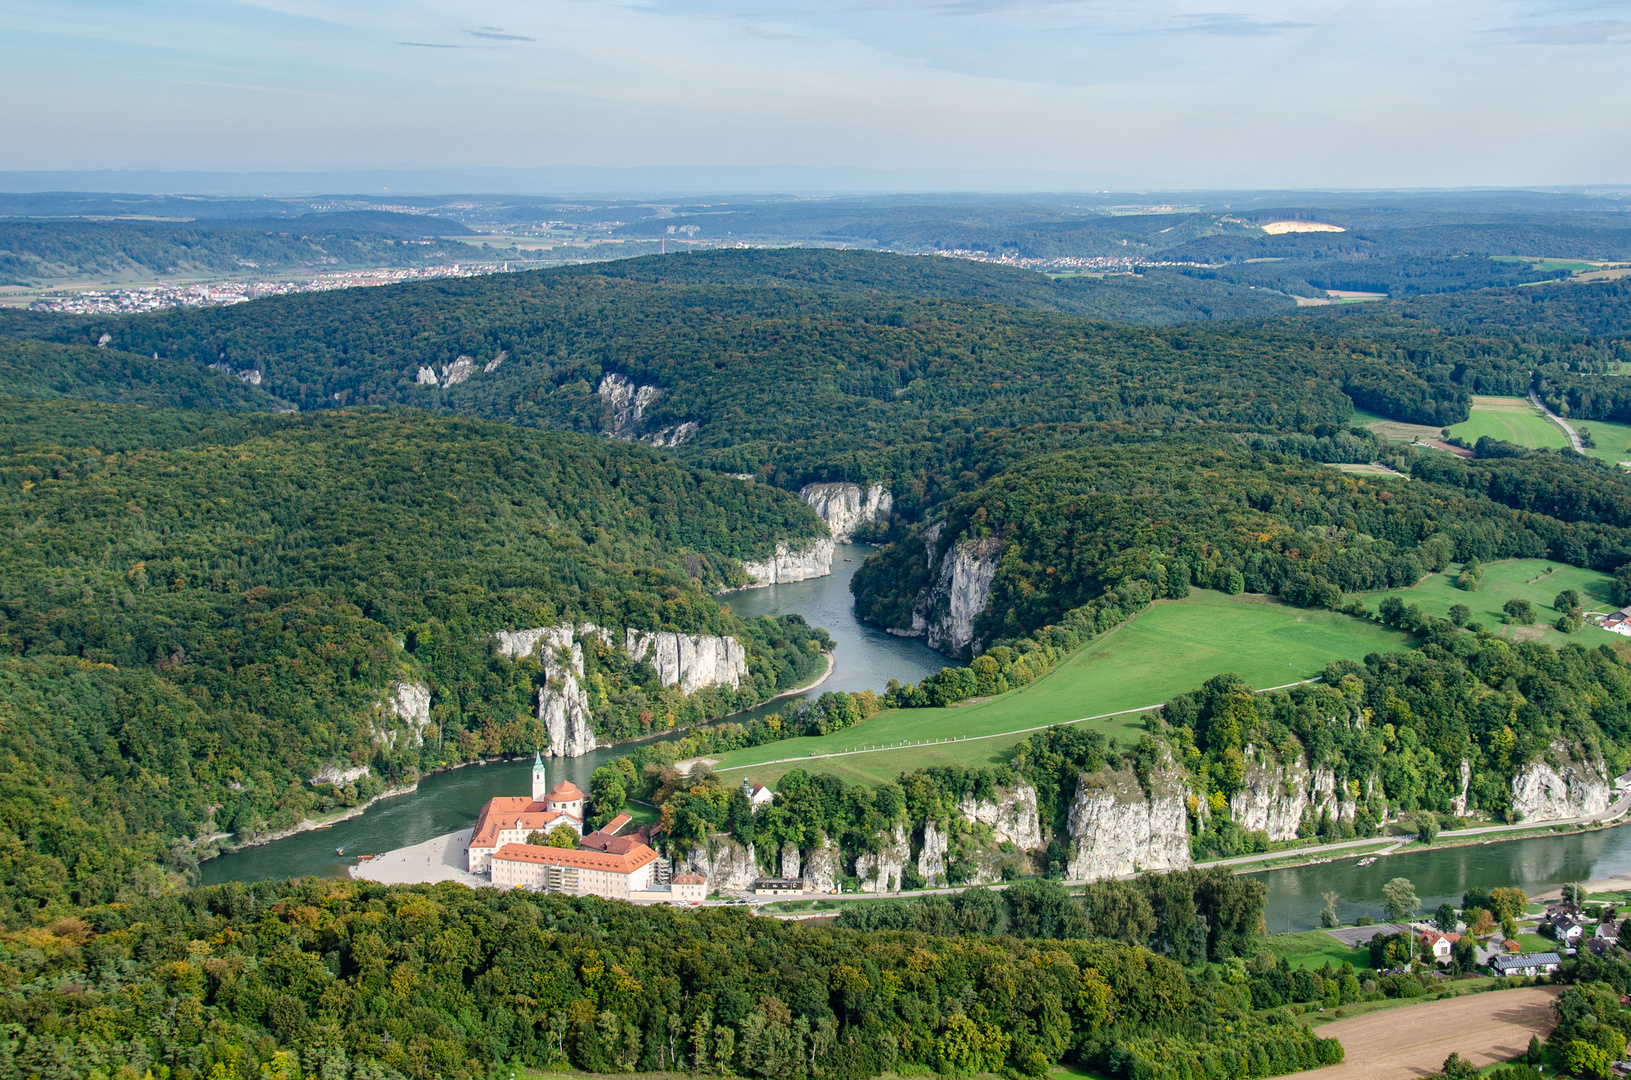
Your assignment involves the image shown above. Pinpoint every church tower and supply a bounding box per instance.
[532,750,547,803]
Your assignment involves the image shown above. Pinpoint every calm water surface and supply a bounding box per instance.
[1254,824,1631,933]
[201,543,945,884]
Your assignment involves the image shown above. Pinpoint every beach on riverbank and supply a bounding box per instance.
[349,827,488,887]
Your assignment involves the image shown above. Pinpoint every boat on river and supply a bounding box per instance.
[1356,857,1377,866]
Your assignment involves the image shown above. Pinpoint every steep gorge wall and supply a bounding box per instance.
[686,836,758,892]
[596,373,696,447]
[1229,748,1358,843]
[1065,752,1192,881]
[496,622,747,757]
[1511,741,1609,822]
[800,482,892,542]
[888,528,1004,656]
[740,538,835,586]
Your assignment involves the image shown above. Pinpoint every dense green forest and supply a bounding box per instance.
[0,398,833,917]
[38,248,1612,498]
[0,338,281,410]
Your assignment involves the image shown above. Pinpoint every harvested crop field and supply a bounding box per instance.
[1311,987,1558,1080]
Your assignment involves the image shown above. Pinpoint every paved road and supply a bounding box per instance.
[1530,385,1586,452]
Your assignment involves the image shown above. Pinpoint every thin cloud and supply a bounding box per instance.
[468,29,536,41]
[397,41,472,48]
[1490,20,1631,43]
[1169,13,1315,36]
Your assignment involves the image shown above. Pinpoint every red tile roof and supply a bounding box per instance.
[547,781,585,801]
[470,797,574,848]
[673,874,706,884]
[493,841,659,875]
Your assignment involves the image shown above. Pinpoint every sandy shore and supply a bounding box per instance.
[349,827,490,888]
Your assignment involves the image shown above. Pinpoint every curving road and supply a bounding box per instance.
[1529,385,1586,453]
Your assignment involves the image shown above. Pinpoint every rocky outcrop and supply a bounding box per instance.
[741,538,835,586]
[856,823,912,893]
[956,781,1043,849]
[441,356,477,387]
[892,533,1003,656]
[800,482,892,542]
[1451,759,1472,816]
[310,762,370,787]
[687,836,758,893]
[483,351,507,374]
[780,842,801,881]
[1228,749,1358,842]
[803,834,840,893]
[596,374,696,446]
[381,681,431,746]
[625,630,748,694]
[493,625,597,757]
[1065,750,1192,881]
[1511,742,1609,822]
[917,822,949,885]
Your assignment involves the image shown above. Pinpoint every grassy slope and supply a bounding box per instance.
[1572,416,1631,466]
[1447,396,1568,450]
[1358,559,1619,650]
[713,590,1409,789]
[1262,930,1373,972]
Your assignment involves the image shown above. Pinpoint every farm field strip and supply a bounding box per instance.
[1447,395,1569,450]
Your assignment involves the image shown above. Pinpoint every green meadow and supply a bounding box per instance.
[714,590,1409,789]
[1572,416,1631,467]
[1447,396,1568,450]
[1357,559,1620,650]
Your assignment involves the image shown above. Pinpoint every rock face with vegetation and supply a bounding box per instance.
[799,481,892,541]
[957,780,1043,849]
[686,835,759,892]
[741,537,835,585]
[778,841,800,880]
[803,833,840,892]
[856,822,913,893]
[625,629,748,694]
[1229,750,1356,843]
[381,680,431,746]
[895,531,1004,656]
[1510,742,1610,821]
[1065,752,1192,881]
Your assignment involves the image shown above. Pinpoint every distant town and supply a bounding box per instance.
[26,262,513,315]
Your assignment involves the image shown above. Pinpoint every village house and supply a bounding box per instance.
[465,753,587,873]
[741,777,774,812]
[1490,952,1562,977]
[1602,607,1631,637]
[1419,931,1460,962]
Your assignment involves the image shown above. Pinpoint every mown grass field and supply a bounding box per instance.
[1356,558,1620,651]
[712,590,1409,789]
[1572,416,1631,467]
[1262,929,1373,972]
[1447,396,1568,450]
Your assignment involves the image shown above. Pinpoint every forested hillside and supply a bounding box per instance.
[0,399,829,916]
[0,338,281,410]
[35,248,1600,498]
[854,431,1631,651]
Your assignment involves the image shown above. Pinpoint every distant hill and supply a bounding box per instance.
[0,338,282,411]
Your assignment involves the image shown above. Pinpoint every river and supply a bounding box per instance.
[1253,825,1631,933]
[200,543,946,885]
[201,543,1631,920]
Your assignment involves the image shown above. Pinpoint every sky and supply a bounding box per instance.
[2,0,1629,189]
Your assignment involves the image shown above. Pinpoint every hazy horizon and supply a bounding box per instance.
[5,1,1630,190]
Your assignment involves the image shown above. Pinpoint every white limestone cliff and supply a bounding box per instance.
[856,822,912,893]
[799,482,893,542]
[780,842,801,881]
[917,822,949,885]
[310,762,370,787]
[687,836,759,893]
[1230,750,1357,842]
[1511,742,1609,822]
[596,373,696,445]
[803,834,840,893]
[899,535,1002,656]
[380,681,431,746]
[1451,759,1472,816]
[496,623,746,757]
[625,629,748,694]
[956,781,1043,849]
[441,356,477,387]
[740,538,835,586]
[1065,750,1192,881]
